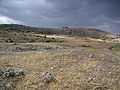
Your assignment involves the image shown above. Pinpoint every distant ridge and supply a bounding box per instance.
[0,24,117,39]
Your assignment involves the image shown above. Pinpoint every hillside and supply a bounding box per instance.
[0,24,120,90]
[0,24,117,40]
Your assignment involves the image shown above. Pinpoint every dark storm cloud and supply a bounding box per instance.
[0,0,120,33]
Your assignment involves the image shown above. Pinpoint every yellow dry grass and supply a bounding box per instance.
[0,35,120,90]
[0,48,120,90]
[33,34,67,39]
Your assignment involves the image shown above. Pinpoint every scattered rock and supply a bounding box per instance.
[63,83,70,88]
[0,68,14,78]
[50,67,54,69]
[111,38,120,42]
[0,68,24,78]
[0,44,62,56]
[108,72,112,75]
[96,65,106,71]
[94,86,108,90]
[4,83,12,89]
[42,72,55,83]
[0,68,24,90]
[107,72,112,76]
[89,55,95,58]
[86,77,96,82]
[14,68,24,76]
[111,57,118,62]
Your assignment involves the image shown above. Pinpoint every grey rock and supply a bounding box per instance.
[107,72,112,76]
[0,68,24,78]
[4,83,12,89]
[86,77,96,82]
[89,55,95,58]
[0,68,15,78]
[108,72,112,75]
[42,72,55,83]
[14,68,24,76]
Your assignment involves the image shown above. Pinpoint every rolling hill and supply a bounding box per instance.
[0,24,120,90]
[0,24,117,40]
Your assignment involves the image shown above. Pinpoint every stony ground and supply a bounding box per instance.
[0,44,64,56]
[0,35,120,90]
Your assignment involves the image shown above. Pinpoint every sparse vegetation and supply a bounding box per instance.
[0,24,117,39]
[111,43,120,51]
[0,24,120,90]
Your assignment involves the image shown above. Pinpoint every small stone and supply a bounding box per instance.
[89,55,95,58]
[86,77,96,82]
[42,72,55,83]
[50,67,54,69]
[108,72,112,76]
[4,83,12,89]
[14,68,24,76]
[64,84,69,88]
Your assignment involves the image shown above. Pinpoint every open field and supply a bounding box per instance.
[0,24,120,90]
[0,33,120,90]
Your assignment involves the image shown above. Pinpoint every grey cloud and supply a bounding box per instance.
[0,0,120,33]
[45,0,86,12]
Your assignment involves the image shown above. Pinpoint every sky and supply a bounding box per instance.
[0,0,120,33]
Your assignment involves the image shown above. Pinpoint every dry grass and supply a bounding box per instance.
[0,48,120,90]
[0,35,120,90]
